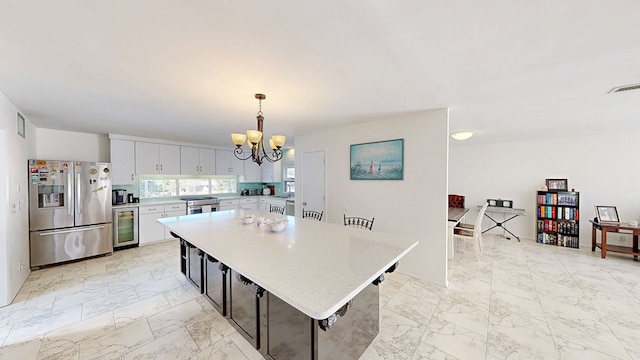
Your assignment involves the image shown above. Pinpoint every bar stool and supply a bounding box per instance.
[302,209,323,221]
[344,214,374,230]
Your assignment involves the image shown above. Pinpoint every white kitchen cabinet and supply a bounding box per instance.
[139,203,186,245]
[219,199,239,211]
[135,142,180,174]
[258,197,285,212]
[261,160,282,183]
[110,139,135,185]
[239,197,258,210]
[220,197,259,211]
[215,149,243,175]
[242,161,261,183]
[181,146,216,175]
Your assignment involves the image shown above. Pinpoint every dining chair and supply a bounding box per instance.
[269,204,285,215]
[453,203,488,261]
[344,214,374,230]
[302,209,323,221]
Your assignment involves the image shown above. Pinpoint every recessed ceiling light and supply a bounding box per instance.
[450,131,474,141]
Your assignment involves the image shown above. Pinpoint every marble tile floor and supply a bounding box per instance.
[1,236,640,359]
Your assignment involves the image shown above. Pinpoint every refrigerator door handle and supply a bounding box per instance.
[76,173,81,214]
[39,225,105,236]
[67,173,73,215]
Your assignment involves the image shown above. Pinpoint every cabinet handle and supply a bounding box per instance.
[131,174,134,180]
[160,164,163,171]
[156,164,159,171]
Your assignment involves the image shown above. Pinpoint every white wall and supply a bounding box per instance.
[36,128,109,162]
[449,132,640,248]
[295,109,450,286]
[0,91,35,306]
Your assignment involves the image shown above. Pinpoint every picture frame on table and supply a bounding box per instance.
[350,138,404,180]
[595,205,620,223]
[545,178,568,191]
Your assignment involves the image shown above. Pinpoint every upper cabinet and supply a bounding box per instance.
[181,146,216,175]
[261,160,282,183]
[242,160,261,183]
[135,142,180,174]
[110,139,135,185]
[215,149,243,176]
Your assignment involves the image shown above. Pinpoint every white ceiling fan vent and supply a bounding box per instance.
[608,83,640,94]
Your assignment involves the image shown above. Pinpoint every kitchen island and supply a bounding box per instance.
[158,210,418,360]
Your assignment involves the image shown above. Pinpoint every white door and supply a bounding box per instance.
[301,151,325,219]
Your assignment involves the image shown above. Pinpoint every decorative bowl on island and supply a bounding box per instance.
[267,219,287,232]
[242,215,255,224]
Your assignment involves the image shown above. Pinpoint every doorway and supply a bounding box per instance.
[301,151,325,219]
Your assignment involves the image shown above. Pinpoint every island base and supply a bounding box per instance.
[179,238,382,359]
[260,283,379,360]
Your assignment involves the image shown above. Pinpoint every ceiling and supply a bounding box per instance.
[1,1,639,147]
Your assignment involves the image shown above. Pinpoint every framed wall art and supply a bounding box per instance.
[545,178,568,191]
[350,139,404,180]
[17,112,25,138]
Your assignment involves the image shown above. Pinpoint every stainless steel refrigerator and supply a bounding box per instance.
[28,160,113,268]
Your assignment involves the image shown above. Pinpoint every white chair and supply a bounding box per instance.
[453,203,488,260]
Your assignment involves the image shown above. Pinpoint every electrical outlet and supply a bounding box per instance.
[19,263,25,270]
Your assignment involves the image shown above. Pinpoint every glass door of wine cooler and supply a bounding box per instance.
[113,207,139,248]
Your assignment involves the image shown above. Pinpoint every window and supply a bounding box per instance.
[139,179,177,198]
[211,178,236,194]
[284,180,295,193]
[139,176,237,199]
[179,179,210,195]
[285,167,295,179]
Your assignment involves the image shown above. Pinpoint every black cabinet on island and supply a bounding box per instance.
[161,210,418,360]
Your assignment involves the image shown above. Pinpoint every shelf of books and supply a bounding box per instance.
[536,191,579,248]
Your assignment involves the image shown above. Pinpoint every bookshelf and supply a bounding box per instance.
[536,191,579,248]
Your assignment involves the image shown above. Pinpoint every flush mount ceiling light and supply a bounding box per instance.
[450,131,474,141]
[231,93,286,166]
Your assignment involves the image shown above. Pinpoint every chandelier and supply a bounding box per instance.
[231,94,286,166]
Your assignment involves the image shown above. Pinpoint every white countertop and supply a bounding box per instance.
[158,210,417,320]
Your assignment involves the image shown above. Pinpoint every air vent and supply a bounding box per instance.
[608,83,640,94]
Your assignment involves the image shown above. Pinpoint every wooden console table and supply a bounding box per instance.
[590,220,639,260]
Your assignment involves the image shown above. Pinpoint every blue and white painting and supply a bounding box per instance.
[350,139,404,180]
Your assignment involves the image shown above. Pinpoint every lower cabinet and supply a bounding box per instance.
[260,284,378,360]
[219,199,239,211]
[205,254,229,316]
[179,239,188,277]
[229,270,264,349]
[258,197,286,213]
[139,203,186,245]
[187,242,204,293]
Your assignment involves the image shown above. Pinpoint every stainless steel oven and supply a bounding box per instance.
[113,206,138,248]
[184,197,220,215]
